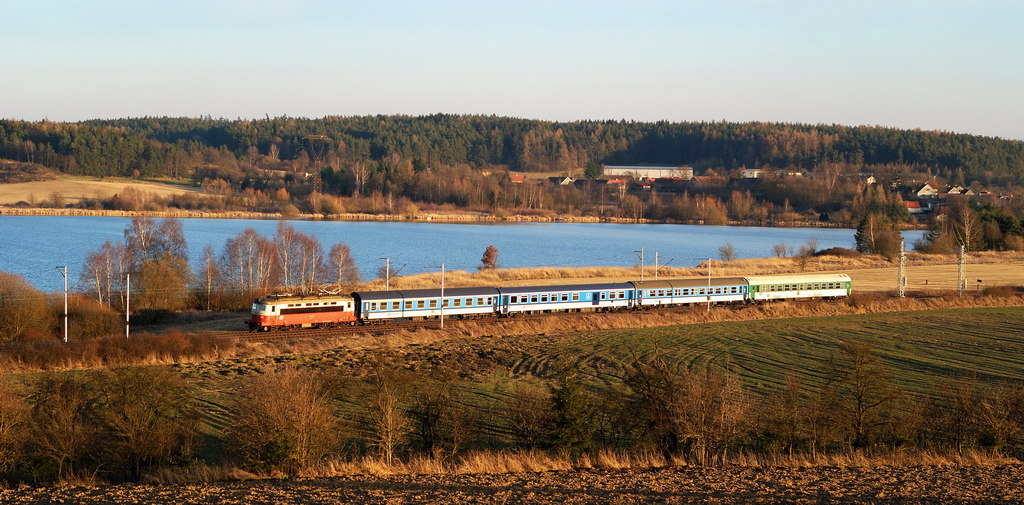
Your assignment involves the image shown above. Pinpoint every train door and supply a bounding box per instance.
[500,295,509,314]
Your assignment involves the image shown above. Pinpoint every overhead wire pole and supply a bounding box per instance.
[958,245,966,297]
[693,257,711,313]
[125,272,130,339]
[439,263,445,329]
[898,239,906,298]
[633,247,644,282]
[707,257,712,313]
[55,266,67,343]
[379,257,390,291]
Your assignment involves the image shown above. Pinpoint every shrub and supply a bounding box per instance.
[223,368,341,471]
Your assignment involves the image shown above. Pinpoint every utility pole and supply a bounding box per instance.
[634,247,645,282]
[898,239,906,298]
[125,272,131,339]
[707,257,711,313]
[379,257,390,291]
[439,263,445,329]
[55,266,67,343]
[958,245,966,297]
[654,252,659,281]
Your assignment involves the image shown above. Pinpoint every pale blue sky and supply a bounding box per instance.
[2,1,1022,140]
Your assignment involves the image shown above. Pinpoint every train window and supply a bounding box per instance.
[423,300,431,308]
[510,296,518,303]
[541,295,548,303]
[699,288,706,295]
[561,293,567,301]
[442,299,449,308]
[454,299,461,307]
[572,293,579,301]
[371,302,378,311]
[657,290,663,297]
[601,292,607,300]
[487,297,493,305]
[531,295,538,303]
[477,297,484,306]
[405,301,412,310]
[715,288,721,294]
[392,302,401,310]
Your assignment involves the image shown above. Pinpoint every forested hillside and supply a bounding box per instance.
[2,115,1024,183]
[3,116,1024,253]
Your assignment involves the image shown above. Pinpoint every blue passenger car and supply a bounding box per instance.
[496,282,635,315]
[631,277,748,307]
[353,287,500,322]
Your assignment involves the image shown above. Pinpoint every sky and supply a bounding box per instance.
[2,0,1023,140]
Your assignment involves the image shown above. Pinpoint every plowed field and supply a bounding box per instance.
[3,465,1022,504]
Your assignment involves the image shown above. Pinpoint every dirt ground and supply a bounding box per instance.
[0,178,199,205]
[2,465,1022,504]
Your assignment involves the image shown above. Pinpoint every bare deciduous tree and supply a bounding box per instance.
[718,243,737,262]
[327,242,360,289]
[480,245,499,270]
[0,381,29,472]
[224,368,340,471]
[826,341,901,449]
[91,367,198,481]
[365,352,409,465]
[0,271,49,343]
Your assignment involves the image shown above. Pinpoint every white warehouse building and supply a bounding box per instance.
[602,165,693,180]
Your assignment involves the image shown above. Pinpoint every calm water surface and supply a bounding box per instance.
[0,216,926,291]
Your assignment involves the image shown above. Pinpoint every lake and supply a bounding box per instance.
[0,216,927,291]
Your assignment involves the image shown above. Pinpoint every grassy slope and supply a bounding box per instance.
[511,306,1024,397]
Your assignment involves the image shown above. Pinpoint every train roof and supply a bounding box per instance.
[257,293,353,304]
[742,273,851,284]
[353,286,501,301]
[631,277,747,289]
[496,282,634,295]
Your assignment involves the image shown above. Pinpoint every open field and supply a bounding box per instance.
[0,178,200,206]
[173,307,1024,396]
[3,464,1023,504]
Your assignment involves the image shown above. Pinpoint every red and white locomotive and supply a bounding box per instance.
[247,294,357,331]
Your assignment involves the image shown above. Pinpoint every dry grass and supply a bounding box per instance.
[141,464,259,484]
[139,449,1020,484]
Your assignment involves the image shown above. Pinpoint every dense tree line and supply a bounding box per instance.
[2,343,1023,483]
[3,116,1024,183]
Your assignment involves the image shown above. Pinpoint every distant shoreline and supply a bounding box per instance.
[0,206,873,228]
